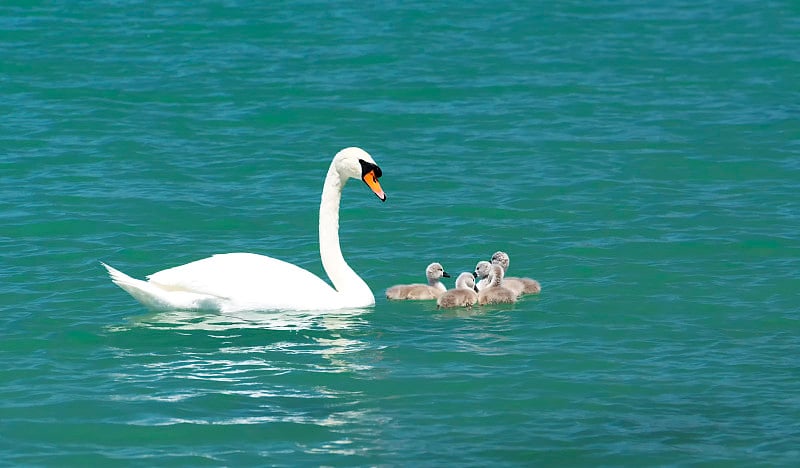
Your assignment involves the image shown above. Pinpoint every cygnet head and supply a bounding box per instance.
[491,251,510,273]
[474,261,492,280]
[454,272,476,291]
[332,147,386,201]
[426,262,450,284]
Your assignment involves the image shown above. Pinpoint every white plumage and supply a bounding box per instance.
[102,147,387,312]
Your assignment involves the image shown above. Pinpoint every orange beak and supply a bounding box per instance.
[362,170,386,201]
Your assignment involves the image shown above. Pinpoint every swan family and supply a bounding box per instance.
[103,146,541,313]
[387,251,542,309]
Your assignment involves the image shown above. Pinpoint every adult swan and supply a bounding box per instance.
[102,147,387,312]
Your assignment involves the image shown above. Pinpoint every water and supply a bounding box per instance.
[2,0,799,465]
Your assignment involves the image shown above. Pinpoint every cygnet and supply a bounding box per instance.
[386,262,450,300]
[477,264,517,305]
[473,260,493,291]
[437,272,479,309]
[491,251,541,294]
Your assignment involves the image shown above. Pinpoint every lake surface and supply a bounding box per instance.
[2,0,799,465]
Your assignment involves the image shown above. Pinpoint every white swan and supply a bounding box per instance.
[436,272,478,309]
[491,251,541,295]
[102,147,387,312]
[385,262,450,300]
[477,264,517,305]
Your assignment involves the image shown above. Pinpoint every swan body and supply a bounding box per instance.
[386,262,450,300]
[437,272,478,309]
[477,264,517,305]
[491,251,541,295]
[516,277,541,295]
[103,147,387,312]
[498,278,525,297]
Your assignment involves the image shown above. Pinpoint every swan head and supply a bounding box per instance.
[491,251,510,272]
[333,147,386,201]
[454,272,476,291]
[474,260,492,280]
[426,262,450,282]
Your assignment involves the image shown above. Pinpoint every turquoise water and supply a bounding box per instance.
[3,0,800,465]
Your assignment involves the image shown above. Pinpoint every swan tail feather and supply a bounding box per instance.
[101,262,208,311]
[101,262,133,285]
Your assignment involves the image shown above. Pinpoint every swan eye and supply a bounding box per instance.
[359,159,382,179]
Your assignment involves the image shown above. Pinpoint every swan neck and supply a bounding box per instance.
[318,166,374,303]
[491,266,504,287]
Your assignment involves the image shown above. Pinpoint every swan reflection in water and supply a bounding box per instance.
[106,295,385,439]
[108,307,378,393]
[110,306,377,376]
[107,307,387,439]
[121,307,373,332]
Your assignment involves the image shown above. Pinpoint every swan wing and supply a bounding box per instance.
[146,253,339,310]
